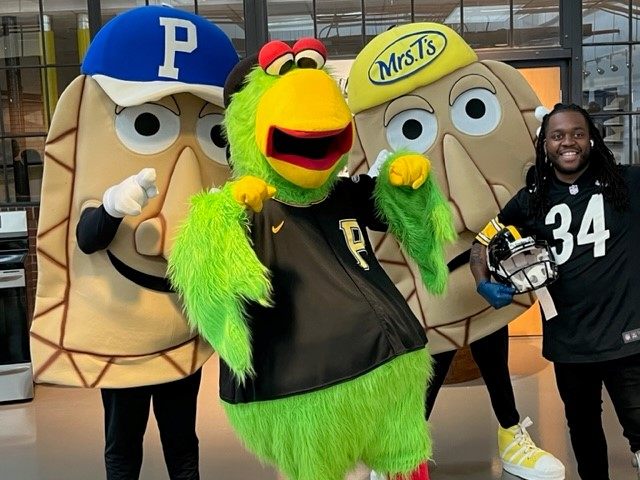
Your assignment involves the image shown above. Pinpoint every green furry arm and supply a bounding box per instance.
[374,151,457,295]
[168,185,272,381]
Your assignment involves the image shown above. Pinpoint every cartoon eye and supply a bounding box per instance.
[293,38,327,69]
[385,109,438,153]
[115,103,180,155]
[196,113,228,166]
[259,40,294,76]
[450,88,502,136]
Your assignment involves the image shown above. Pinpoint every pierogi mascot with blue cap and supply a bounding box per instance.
[347,23,565,480]
[30,6,238,479]
[168,37,456,480]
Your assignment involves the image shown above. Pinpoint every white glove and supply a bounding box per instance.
[102,168,159,218]
[534,105,551,122]
[367,149,392,178]
[534,105,551,138]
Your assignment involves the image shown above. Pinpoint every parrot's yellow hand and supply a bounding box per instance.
[388,154,431,189]
[231,176,277,212]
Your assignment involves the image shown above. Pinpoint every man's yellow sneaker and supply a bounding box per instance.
[498,417,565,480]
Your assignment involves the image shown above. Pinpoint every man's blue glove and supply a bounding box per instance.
[476,280,516,309]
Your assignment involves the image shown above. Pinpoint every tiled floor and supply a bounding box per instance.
[0,337,636,479]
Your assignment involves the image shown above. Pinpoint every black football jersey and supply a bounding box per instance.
[499,164,640,363]
[219,174,427,404]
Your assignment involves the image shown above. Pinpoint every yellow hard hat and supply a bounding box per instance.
[348,23,477,114]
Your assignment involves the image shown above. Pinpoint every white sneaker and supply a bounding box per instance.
[498,417,565,480]
[632,450,640,479]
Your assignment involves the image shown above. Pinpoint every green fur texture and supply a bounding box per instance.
[168,186,271,381]
[374,151,457,295]
[224,349,432,480]
[224,66,344,205]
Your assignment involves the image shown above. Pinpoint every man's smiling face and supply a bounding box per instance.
[545,110,591,181]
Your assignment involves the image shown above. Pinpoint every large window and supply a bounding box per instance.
[198,0,246,56]
[0,1,95,204]
[10,0,640,195]
[267,0,314,44]
[0,0,247,204]
[454,1,560,48]
[0,4,79,204]
[583,1,640,164]
[265,1,561,58]
[364,0,412,45]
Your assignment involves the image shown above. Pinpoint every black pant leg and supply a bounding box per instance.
[603,353,640,453]
[425,349,456,420]
[152,369,202,480]
[554,361,609,480]
[469,326,519,428]
[101,386,152,480]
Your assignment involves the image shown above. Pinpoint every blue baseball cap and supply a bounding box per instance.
[82,5,239,107]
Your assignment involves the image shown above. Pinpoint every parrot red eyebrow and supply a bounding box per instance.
[259,40,294,76]
[292,38,327,69]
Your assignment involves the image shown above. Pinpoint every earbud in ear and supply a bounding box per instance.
[590,139,594,147]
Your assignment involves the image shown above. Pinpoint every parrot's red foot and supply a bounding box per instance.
[391,461,429,480]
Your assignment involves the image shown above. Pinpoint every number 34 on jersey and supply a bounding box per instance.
[545,193,610,265]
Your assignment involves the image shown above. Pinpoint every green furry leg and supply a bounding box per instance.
[224,349,432,480]
[360,349,432,477]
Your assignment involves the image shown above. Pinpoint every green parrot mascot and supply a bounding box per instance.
[168,38,456,480]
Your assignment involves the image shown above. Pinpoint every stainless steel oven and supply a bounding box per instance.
[0,211,33,403]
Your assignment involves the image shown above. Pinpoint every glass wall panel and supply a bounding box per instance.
[632,114,640,163]
[0,66,46,135]
[513,0,560,47]
[316,0,363,57]
[0,135,45,203]
[583,1,629,44]
[0,13,44,140]
[598,113,630,163]
[364,0,411,45]
[632,44,640,110]
[147,0,196,13]
[460,0,510,48]
[42,1,88,65]
[40,1,88,123]
[633,0,640,41]
[414,0,460,32]
[100,0,147,27]
[198,1,246,56]
[582,45,629,113]
[267,0,314,43]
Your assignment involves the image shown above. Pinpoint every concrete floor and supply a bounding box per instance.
[0,337,636,479]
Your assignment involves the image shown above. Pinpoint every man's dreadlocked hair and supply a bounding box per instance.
[528,102,629,218]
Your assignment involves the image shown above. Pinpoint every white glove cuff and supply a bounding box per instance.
[102,185,126,218]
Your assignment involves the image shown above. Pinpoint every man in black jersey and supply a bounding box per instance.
[471,103,640,480]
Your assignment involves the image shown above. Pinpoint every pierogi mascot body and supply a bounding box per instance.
[31,5,238,388]
[169,38,456,480]
[348,22,543,353]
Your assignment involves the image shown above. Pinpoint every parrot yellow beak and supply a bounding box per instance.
[256,68,353,188]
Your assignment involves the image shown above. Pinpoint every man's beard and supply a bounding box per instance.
[551,150,590,175]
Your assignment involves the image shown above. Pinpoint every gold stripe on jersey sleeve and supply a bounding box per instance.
[475,217,504,246]
[505,225,522,240]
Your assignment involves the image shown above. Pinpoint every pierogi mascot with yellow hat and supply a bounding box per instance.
[347,23,565,480]
[30,6,238,479]
[168,37,456,480]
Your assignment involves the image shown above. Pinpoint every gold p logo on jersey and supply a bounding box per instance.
[339,219,369,270]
